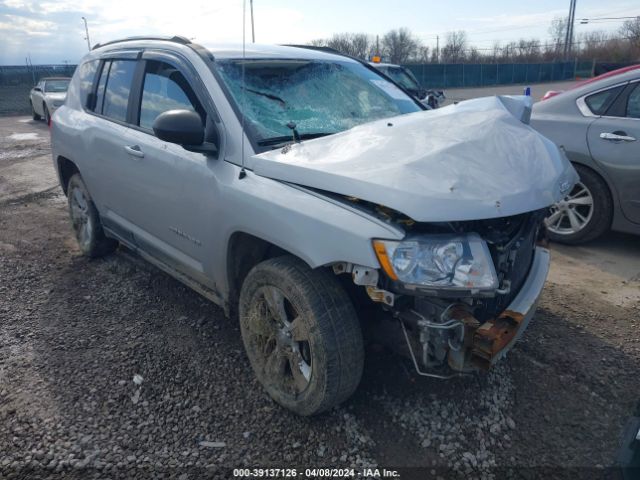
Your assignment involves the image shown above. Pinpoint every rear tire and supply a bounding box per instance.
[31,101,40,120]
[239,255,364,416]
[546,164,612,244]
[67,173,118,258]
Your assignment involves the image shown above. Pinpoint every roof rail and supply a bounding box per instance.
[92,35,191,50]
[283,44,343,56]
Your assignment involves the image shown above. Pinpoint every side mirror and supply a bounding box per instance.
[152,109,218,155]
[33,87,41,92]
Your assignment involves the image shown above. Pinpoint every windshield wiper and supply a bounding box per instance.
[257,132,336,147]
[242,87,286,106]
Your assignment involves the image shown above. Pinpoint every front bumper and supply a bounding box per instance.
[401,246,550,374]
[468,246,550,368]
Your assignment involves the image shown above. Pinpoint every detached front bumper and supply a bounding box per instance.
[396,246,551,375]
[470,246,550,368]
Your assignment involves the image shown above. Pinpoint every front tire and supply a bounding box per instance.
[546,164,612,244]
[43,104,51,125]
[239,256,364,416]
[67,173,118,257]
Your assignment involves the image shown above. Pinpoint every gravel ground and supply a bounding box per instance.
[1,116,639,479]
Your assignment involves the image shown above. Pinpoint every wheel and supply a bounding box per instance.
[31,101,40,120]
[43,104,50,125]
[67,173,118,257]
[239,256,364,416]
[546,164,612,244]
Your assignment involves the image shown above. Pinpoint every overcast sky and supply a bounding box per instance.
[0,0,638,65]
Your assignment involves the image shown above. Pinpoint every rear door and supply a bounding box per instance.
[82,53,141,246]
[587,80,640,224]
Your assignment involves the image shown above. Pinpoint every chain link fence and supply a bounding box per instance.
[403,60,595,89]
[0,64,76,116]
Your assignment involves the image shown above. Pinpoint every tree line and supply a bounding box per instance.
[308,17,640,64]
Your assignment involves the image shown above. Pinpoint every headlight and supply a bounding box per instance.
[373,233,498,291]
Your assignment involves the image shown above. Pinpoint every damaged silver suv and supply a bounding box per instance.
[51,36,577,416]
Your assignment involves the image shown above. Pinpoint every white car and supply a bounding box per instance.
[29,77,71,124]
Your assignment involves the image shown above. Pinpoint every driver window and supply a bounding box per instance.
[139,60,204,130]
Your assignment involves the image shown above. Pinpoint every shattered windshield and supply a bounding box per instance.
[379,66,420,91]
[215,59,421,145]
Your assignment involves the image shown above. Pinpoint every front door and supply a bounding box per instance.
[114,56,222,288]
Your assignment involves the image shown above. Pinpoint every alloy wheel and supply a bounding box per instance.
[69,186,94,250]
[245,286,312,395]
[546,181,594,236]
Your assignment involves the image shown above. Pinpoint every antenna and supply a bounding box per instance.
[239,0,247,179]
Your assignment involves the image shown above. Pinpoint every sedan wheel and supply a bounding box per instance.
[546,182,594,236]
[545,164,612,244]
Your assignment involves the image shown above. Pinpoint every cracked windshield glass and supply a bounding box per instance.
[216,59,420,145]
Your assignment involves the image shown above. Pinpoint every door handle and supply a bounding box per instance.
[124,145,145,158]
[600,132,637,142]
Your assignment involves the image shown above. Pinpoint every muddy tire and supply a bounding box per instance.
[44,104,51,125]
[546,164,612,245]
[31,101,40,121]
[67,173,117,258]
[239,255,364,416]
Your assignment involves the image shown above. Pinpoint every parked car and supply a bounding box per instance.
[51,37,576,415]
[370,61,445,108]
[531,65,640,243]
[29,77,71,124]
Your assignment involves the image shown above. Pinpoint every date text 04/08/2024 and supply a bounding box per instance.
[232,468,401,478]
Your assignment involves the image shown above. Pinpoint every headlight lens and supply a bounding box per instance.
[373,233,498,291]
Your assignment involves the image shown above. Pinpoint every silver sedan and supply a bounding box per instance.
[531,65,640,244]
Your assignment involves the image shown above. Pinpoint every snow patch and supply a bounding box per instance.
[8,133,40,141]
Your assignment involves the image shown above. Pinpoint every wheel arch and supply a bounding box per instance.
[225,231,304,314]
[56,156,80,195]
[569,160,615,210]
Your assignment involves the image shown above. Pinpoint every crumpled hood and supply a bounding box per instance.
[251,96,578,222]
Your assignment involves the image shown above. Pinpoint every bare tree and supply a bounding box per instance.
[414,45,431,63]
[308,33,373,59]
[381,28,420,64]
[327,33,371,59]
[620,17,640,48]
[547,16,567,59]
[441,31,467,63]
[308,39,326,47]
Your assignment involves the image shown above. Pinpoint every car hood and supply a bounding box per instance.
[44,92,66,101]
[251,95,578,222]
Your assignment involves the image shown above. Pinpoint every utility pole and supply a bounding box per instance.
[376,35,379,56]
[436,35,439,63]
[250,0,255,43]
[82,16,91,51]
[563,0,577,60]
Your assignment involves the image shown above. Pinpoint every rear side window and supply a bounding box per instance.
[102,60,136,122]
[626,84,640,119]
[138,60,201,130]
[584,85,624,115]
[94,62,110,114]
[77,60,98,109]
